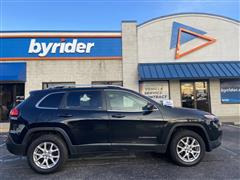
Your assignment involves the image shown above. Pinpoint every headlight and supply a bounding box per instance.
[204,114,222,127]
[204,114,216,120]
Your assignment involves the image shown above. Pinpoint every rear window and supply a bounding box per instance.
[38,93,65,108]
[66,91,102,110]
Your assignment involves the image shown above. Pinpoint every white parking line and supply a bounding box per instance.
[3,157,25,162]
[0,157,25,163]
[220,146,238,156]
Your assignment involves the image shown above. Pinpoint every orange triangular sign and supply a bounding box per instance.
[175,28,216,59]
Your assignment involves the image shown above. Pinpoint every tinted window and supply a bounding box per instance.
[66,91,102,110]
[38,93,65,108]
[106,91,149,111]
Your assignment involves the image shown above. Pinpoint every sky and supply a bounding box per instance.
[0,0,239,31]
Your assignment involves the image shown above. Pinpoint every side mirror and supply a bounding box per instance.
[143,103,155,112]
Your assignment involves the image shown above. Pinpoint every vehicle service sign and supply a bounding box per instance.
[139,81,169,103]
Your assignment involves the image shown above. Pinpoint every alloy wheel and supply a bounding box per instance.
[176,136,201,163]
[33,142,60,169]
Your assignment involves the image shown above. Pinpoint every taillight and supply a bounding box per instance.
[9,108,20,117]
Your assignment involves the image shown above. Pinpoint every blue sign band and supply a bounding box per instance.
[0,37,122,58]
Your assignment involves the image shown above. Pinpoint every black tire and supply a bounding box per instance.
[169,130,205,166]
[27,134,68,174]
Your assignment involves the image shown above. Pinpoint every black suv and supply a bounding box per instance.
[7,85,222,174]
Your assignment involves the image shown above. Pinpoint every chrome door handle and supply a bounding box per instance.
[58,114,73,118]
[112,114,125,118]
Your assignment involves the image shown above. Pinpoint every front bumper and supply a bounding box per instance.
[6,134,26,156]
[208,132,222,151]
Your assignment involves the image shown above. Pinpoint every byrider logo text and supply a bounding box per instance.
[28,39,95,57]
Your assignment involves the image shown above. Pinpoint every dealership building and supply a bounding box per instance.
[0,13,239,122]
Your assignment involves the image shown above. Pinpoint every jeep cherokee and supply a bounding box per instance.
[6,85,222,174]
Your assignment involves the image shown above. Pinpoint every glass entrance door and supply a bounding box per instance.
[181,81,210,112]
[0,83,24,121]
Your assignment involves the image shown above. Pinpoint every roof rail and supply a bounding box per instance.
[47,84,123,89]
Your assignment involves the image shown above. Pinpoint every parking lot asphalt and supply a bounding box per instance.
[0,125,239,180]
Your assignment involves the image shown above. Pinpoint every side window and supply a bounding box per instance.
[66,91,103,110]
[38,93,65,108]
[106,91,149,111]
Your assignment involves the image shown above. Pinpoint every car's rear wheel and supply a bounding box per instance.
[169,130,205,166]
[27,134,68,174]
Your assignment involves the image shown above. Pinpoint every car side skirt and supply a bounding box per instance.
[70,143,166,155]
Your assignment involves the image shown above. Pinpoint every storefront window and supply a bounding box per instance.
[92,81,123,86]
[0,83,24,121]
[181,82,194,109]
[181,81,210,112]
[42,82,75,89]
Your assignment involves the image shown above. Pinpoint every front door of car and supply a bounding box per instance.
[104,90,166,151]
[58,90,109,153]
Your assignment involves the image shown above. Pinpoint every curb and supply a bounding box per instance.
[222,122,240,126]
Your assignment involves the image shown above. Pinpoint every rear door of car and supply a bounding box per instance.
[58,89,110,153]
[104,89,165,151]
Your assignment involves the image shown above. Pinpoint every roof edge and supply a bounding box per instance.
[0,30,121,33]
[138,61,240,65]
[138,13,239,27]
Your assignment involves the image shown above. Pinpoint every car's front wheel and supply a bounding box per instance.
[170,130,206,166]
[27,134,68,174]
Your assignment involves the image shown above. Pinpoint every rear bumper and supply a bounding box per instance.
[6,134,26,156]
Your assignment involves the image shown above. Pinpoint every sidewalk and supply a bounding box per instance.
[0,123,9,133]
